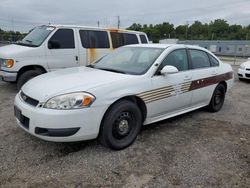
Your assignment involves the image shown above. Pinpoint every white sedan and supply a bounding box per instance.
[238,58,250,80]
[14,44,234,150]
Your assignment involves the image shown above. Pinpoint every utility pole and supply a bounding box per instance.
[11,18,14,42]
[245,33,248,58]
[97,21,100,28]
[117,16,120,29]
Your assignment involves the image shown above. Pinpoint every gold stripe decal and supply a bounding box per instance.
[136,71,233,104]
[138,82,191,104]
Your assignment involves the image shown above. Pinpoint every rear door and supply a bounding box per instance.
[46,28,79,71]
[146,48,193,118]
[188,49,218,106]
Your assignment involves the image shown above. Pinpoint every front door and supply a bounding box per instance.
[46,28,79,71]
[146,49,193,119]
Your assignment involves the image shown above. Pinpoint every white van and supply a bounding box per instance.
[0,25,149,89]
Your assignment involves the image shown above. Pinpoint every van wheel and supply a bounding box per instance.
[207,83,226,112]
[99,100,142,150]
[17,70,42,91]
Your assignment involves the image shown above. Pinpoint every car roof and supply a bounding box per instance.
[125,43,207,50]
[46,24,146,34]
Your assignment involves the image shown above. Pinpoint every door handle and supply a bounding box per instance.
[211,71,218,76]
[75,55,79,63]
[184,75,192,81]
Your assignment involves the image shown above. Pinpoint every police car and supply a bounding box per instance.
[238,58,250,80]
[14,44,234,150]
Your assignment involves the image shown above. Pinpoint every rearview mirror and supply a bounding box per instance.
[160,65,178,75]
[48,40,60,49]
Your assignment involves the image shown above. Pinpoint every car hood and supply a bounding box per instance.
[21,67,134,102]
[0,44,42,58]
[241,61,250,68]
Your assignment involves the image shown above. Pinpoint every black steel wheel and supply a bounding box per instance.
[99,100,142,150]
[207,83,226,112]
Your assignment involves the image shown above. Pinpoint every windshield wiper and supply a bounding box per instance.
[16,41,38,47]
[97,68,126,74]
[25,39,33,43]
[86,64,95,68]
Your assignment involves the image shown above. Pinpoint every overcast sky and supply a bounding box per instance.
[0,0,250,32]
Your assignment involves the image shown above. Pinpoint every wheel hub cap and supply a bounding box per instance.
[118,119,129,135]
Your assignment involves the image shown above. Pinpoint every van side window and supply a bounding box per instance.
[209,54,220,67]
[159,49,189,71]
[124,33,139,45]
[111,32,138,48]
[140,35,148,43]
[79,30,109,48]
[189,49,211,69]
[49,29,75,49]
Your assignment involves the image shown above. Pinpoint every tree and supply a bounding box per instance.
[127,23,142,31]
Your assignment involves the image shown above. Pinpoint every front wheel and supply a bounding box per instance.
[17,70,43,91]
[207,83,226,112]
[99,100,142,150]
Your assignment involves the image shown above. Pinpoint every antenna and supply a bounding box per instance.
[117,16,120,29]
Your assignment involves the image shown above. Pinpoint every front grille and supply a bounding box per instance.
[246,74,250,78]
[14,106,29,129]
[246,68,250,71]
[20,91,39,107]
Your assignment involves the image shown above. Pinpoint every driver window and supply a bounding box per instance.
[48,29,75,49]
[159,49,189,71]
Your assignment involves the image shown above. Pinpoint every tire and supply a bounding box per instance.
[207,83,226,112]
[239,78,244,81]
[17,70,42,91]
[99,100,142,150]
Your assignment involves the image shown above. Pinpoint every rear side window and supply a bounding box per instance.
[79,30,109,48]
[189,49,211,69]
[140,35,148,43]
[111,32,139,48]
[49,29,75,49]
[159,49,189,71]
[209,54,220,67]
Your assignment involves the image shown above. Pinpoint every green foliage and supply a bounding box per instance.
[127,19,250,42]
[0,28,26,41]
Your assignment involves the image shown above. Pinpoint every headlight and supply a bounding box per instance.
[0,58,14,68]
[44,92,95,110]
[239,65,246,70]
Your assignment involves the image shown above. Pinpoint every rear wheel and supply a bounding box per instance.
[99,100,142,150]
[207,83,226,112]
[17,70,43,91]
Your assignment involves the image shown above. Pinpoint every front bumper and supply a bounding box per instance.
[0,69,17,82]
[238,68,250,80]
[14,94,107,142]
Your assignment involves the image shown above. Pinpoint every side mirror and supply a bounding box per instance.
[160,65,178,75]
[48,40,60,49]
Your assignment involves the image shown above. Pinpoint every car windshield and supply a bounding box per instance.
[93,47,164,75]
[17,26,55,47]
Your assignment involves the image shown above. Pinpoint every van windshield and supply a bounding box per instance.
[17,26,55,47]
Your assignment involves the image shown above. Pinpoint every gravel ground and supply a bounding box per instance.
[0,64,249,188]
